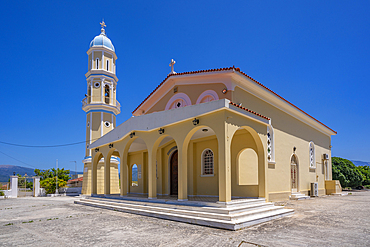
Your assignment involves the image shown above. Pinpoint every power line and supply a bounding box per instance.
[0,150,38,169]
[0,138,99,148]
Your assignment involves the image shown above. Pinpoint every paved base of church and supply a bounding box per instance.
[74,194,294,230]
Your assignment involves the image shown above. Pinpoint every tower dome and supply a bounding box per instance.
[89,21,115,51]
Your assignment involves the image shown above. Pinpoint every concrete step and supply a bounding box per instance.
[78,198,282,222]
[331,192,348,196]
[290,192,310,200]
[75,197,294,230]
[80,197,272,215]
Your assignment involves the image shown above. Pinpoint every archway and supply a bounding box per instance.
[104,148,121,195]
[291,154,299,193]
[123,137,148,195]
[170,150,178,196]
[180,125,219,198]
[149,134,178,198]
[91,152,104,195]
[230,127,265,199]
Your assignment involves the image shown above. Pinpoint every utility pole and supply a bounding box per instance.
[55,159,58,194]
[25,173,27,195]
[70,161,77,179]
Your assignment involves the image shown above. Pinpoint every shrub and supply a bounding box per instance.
[0,191,4,196]
[332,157,363,188]
[365,185,370,189]
[357,165,370,186]
[40,177,67,194]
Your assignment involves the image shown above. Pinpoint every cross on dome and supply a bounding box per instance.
[169,59,176,75]
[100,20,106,34]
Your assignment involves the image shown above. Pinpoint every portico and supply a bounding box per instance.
[88,99,269,203]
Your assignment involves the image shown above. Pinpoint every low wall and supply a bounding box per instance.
[59,187,82,196]
[1,190,12,197]
[325,180,342,195]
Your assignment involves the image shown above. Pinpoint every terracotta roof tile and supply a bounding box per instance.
[67,177,83,183]
[229,102,270,120]
[132,66,336,134]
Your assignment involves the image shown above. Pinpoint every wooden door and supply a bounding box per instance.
[170,150,178,195]
[291,164,297,192]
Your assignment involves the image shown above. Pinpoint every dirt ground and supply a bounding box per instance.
[0,191,369,247]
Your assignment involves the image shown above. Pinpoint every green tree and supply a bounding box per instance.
[332,157,363,187]
[357,165,370,186]
[34,168,70,182]
[34,168,70,194]
[40,177,67,194]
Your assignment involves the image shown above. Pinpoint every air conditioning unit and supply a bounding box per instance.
[323,154,329,160]
[311,182,318,197]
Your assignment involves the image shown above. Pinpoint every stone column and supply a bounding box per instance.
[10,176,18,198]
[120,152,128,196]
[217,123,233,203]
[104,158,111,195]
[148,149,157,199]
[101,79,105,102]
[110,85,113,105]
[91,161,98,195]
[33,176,40,197]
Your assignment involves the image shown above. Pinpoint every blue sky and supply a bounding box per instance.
[0,1,369,172]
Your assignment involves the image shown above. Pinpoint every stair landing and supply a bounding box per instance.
[75,195,294,230]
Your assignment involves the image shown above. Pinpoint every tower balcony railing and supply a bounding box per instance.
[82,96,120,108]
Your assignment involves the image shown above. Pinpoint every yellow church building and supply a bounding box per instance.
[81,22,337,205]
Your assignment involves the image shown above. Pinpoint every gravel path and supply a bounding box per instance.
[0,191,369,246]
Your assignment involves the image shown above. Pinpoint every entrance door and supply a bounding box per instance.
[170,150,178,196]
[291,155,298,193]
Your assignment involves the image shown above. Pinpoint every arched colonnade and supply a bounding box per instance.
[90,110,268,203]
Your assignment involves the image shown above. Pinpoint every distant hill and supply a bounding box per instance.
[0,165,36,182]
[0,165,84,182]
[350,160,370,167]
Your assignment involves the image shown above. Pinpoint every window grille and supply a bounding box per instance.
[202,149,214,175]
[309,142,315,168]
[267,125,275,162]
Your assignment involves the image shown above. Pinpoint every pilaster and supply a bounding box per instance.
[177,142,188,201]
[148,148,157,199]
[33,176,40,197]
[217,121,238,202]
[10,176,18,198]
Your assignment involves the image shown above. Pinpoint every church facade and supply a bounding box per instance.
[81,24,337,202]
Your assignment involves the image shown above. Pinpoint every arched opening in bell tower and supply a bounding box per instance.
[105,85,110,104]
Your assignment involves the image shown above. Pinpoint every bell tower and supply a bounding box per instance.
[81,21,120,195]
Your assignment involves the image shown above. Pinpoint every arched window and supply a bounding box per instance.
[267,125,275,163]
[165,93,192,110]
[105,85,110,104]
[132,164,138,186]
[201,149,214,176]
[106,60,109,71]
[196,90,219,104]
[96,59,99,69]
[170,99,186,109]
[309,141,315,168]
